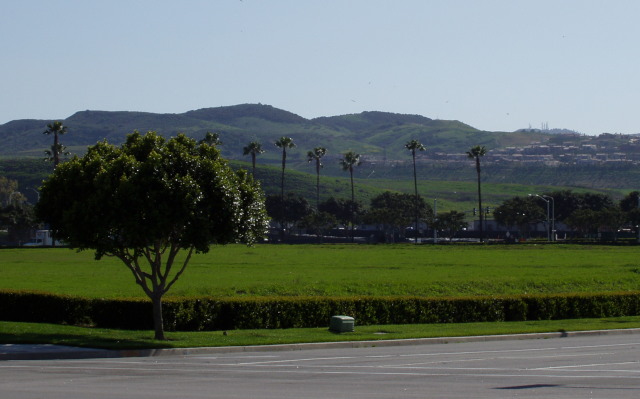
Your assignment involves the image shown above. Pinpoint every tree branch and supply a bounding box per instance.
[164,246,193,294]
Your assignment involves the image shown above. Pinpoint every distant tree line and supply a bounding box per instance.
[493,190,640,241]
[6,122,640,245]
[232,134,488,242]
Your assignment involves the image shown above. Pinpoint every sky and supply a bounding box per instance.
[2,0,640,135]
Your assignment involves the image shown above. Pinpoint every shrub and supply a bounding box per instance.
[2,290,640,331]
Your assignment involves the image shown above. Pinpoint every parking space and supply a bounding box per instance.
[1,333,639,398]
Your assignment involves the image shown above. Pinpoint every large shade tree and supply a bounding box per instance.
[405,139,426,241]
[619,191,640,237]
[366,191,432,241]
[319,197,363,227]
[43,121,69,167]
[493,196,546,238]
[466,145,487,242]
[433,210,468,240]
[339,151,361,242]
[265,193,312,234]
[542,190,614,222]
[36,131,268,340]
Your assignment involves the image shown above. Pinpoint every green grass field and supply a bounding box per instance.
[1,244,639,299]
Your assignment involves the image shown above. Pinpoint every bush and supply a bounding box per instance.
[2,290,640,331]
[0,290,92,326]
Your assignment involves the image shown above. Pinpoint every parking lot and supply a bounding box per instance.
[1,333,639,398]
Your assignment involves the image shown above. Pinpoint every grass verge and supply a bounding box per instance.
[2,317,640,351]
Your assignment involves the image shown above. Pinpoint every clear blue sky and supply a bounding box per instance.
[2,0,639,135]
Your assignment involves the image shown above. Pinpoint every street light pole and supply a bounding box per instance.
[530,194,552,242]
[542,195,555,241]
[28,187,40,203]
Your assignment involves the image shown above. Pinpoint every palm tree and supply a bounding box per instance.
[405,139,426,243]
[199,132,222,146]
[466,145,487,242]
[243,141,265,175]
[43,121,68,167]
[274,137,296,237]
[307,147,327,210]
[44,143,70,165]
[339,151,361,242]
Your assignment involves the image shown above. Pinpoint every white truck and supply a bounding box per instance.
[23,230,62,246]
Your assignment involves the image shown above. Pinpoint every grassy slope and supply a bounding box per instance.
[1,156,630,216]
[2,245,639,299]
[3,105,637,193]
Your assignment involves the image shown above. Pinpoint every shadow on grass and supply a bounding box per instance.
[0,332,173,350]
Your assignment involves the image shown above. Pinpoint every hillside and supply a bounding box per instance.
[0,156,626,214]
[3,103,636,194]
[0,104,550,161]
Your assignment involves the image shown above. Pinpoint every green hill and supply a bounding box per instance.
[0,103,549,161]
[1,103,636,198]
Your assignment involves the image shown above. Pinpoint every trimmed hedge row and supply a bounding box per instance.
[1,290,640,331]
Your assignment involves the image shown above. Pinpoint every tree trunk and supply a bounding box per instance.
[251,153,256,175]
[280,149,286,239]
[350,168,355,243]
[316,160,320,210]
[152,292,165,340]
[53,133,60,167]
[476,158,484,243]
[412,151,419,244]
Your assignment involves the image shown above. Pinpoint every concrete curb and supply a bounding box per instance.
[3,328,640,361]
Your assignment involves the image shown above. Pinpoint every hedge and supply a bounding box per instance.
[1,290,640,331]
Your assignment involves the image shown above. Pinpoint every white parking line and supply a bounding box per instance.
[533,361,640,370]
[231,355,357,366]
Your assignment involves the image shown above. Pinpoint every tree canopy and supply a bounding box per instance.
[434,210,467,239]
[366,192,432,238]
[265,193,311,232]
[318,197,363,226]
[36,131,268,339]
[493,196,546,236]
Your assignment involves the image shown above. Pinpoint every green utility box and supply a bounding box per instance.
[329,315,355,333]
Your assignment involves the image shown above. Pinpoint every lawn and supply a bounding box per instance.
[1,244,639,299]
[3,316,640,350]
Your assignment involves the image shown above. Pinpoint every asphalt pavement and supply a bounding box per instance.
[2,331,640,399]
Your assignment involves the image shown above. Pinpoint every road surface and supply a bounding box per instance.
[1,333,639,398]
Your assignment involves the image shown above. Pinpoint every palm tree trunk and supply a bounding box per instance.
[316,160,320,210]
[350,167,355,243]
[251,153,256,175]
[476,158,484,242]
[281,150,286,198]
[412,151,419,244]
[280,149,286,239]
[53,133,60,167]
